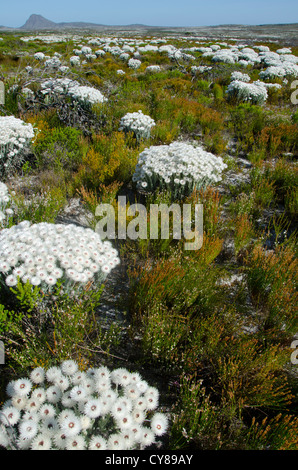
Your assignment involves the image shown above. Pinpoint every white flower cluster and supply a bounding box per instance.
[34,52,45,61]
[191,65,212,74]
[40,78,107,106]
[133,141,227,199]
[230,71,251,82]
[0,182,14,226]
[0,116,35,176]
[259,64,298,79]
[128,58,142,70]
[0,221,120,290]
[226,79,268,105]
[119,110,155,141]
[146,65,161,73]
[0,361,168,450]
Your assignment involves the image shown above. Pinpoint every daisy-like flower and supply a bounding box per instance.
[80,415,92,431]
[30,433,52,450]
[150,412,169,436]
[19,420,38,440]
[132,409,145,424]
[125,385,141,400]
[11,396,27,411]
[139,427,155,448]
[53,430,67,450]
[60,412,82,437]
[24,399,40,413]
[46,385,62,404]
[136,379,149,394]
[6,380,16,397]
[145,387,159,410]
[13,378,32,397]
[111,368,132,387]
[107,433,126,450]
[31,388,46,404]
[40,417,59,437]
[116,413,133,430]
[84,399,102,419]
[65,435,86,450]
[121,429,137,450]
[54,375,70,392]
[39,403,56,420]
[134,397,148,411]
[69,385,88,402]
[0,406,20,426]
[70,370,86,385]
[61,360,79,376]
[88,435,107,450]
[46,366,62,383]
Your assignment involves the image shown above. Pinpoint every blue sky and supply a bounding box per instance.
[1,0,298,28]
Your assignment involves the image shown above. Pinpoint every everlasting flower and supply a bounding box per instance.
[14,378,33,397]
[30,433,52,450]
[88,435,107,450]
[0,361,168,450]
[133,141,227,199]
[150,413,169,436]
[19,420,38,440]
[30,367,45,385]
[0,222,119,291]
[119,110,155,141]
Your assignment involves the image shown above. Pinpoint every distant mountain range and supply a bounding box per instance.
[0,14,297,42]
[9,14,151,30]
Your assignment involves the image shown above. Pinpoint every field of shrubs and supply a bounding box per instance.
[0,30,297,451]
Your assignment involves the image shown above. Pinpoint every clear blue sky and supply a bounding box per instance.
[1,0,298,28]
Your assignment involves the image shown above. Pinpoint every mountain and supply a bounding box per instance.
[21,14,58,30]
[19,14,147,31]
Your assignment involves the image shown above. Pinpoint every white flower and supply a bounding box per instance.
[14,378,33,397]
[60,413,82,437]
[133,141,227,197]
[150,412,169,436]
[88,435,107,450]
[84,399,102,419]
[30,433,52,450]
[19,420,38,440]
[61,360,78,376]
[107,433,126,450]
[0,406,20,426]
[128,58,141,69]
[30,367,45,385]
[119,110,155,141]
[65,435,86,450]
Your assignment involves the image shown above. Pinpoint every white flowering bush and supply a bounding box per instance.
[226,80,268,105]
[40,78,107,107]
[0,116,35,177]
[146,65,161,73]
[230,71,251,82]
[128,58,141,70]
[132,141,227,199]
[259,64,298,80]
[119,110,155,142]
[0,221,120,292]
[34,52,45,61]
[70,55,80,66]
[0,361,169,450]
